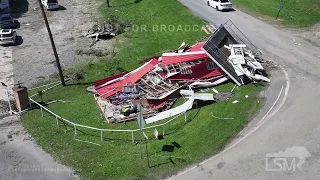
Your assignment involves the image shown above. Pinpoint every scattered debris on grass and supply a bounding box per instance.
[86,19,129,46]
[211,113,234,120]
[47,100,73,105]
[90,22,270,124]
[215,92,234,101]
[232,100,239,104]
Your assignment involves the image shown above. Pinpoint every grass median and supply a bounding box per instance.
[21,0,266,179]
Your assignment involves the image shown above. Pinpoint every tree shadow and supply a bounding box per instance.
[10,0,29,18]
[66,82,94,86]
[110,0,142,7]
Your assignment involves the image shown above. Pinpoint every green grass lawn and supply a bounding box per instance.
[233,0,320,27]
[23,82,264,180]
[21,0,266,179]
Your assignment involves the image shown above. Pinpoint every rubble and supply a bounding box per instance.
[91,22,270,124]
[86,19,128,43]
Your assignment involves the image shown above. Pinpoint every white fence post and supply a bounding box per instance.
[162,124,165,136]
[74,125,77,138]
[40,107,43,117]
[131,131,134,144]
[56,116,59,127]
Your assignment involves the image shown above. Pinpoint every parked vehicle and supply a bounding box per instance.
[0,29,17,45]
[0,13,15,29]
[207,0,233,11]
[0,0,9,11]
[41,0,59,10]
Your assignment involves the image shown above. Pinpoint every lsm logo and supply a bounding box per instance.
[265,146,311,171]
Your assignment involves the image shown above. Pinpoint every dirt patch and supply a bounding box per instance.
[11,0,115,87]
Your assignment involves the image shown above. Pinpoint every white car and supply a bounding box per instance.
[0,29,16,45]
[41,0,59,10]
[207,0,233,11]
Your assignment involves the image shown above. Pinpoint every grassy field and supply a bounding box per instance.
[23,82,264,180]
[233,0,320,27]
[21,0,266,179]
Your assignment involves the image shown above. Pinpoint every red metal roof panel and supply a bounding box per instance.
[188,42,205,52]
[94,72,128,88]
[96,58,159,99]
[161,53,208,66]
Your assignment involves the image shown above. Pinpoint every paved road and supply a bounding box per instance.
[169,0,320,180]
[0,116,76,180]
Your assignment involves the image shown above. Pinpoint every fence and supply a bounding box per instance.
[28,81,189,145]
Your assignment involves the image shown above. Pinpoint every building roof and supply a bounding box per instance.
[187,42,205,52]
[94,72,128,88]
[96,58,159,99]
[161,52,208,66]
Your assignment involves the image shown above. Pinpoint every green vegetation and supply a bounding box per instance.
[21,0,266,179]
[23,82,264,180]
[233,0,320,27]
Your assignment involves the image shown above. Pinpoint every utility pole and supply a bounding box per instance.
[37,0,66,86]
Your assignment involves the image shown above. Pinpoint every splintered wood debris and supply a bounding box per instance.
[92,23,270,124]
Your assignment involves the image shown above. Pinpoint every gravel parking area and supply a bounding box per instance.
[12,0,114,87]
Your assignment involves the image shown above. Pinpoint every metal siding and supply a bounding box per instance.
[202,25,243,86]
[161,53,208,66]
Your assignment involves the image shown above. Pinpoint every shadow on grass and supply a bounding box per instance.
[10,0,29,18]
[109,0,142,7]
[66,82,94,86]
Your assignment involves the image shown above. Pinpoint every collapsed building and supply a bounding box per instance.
[92,21,270,124]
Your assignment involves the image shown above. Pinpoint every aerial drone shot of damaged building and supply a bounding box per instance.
[2,0,319,179]
[92,23,270,124]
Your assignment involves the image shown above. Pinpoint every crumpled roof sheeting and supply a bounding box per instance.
[161,52,208,66]
[96,58,159,99]
[145,91,214,124]
[187,42,205,52]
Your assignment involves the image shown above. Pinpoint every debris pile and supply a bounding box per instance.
[86,19,128,46]
[92,22,270,124]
